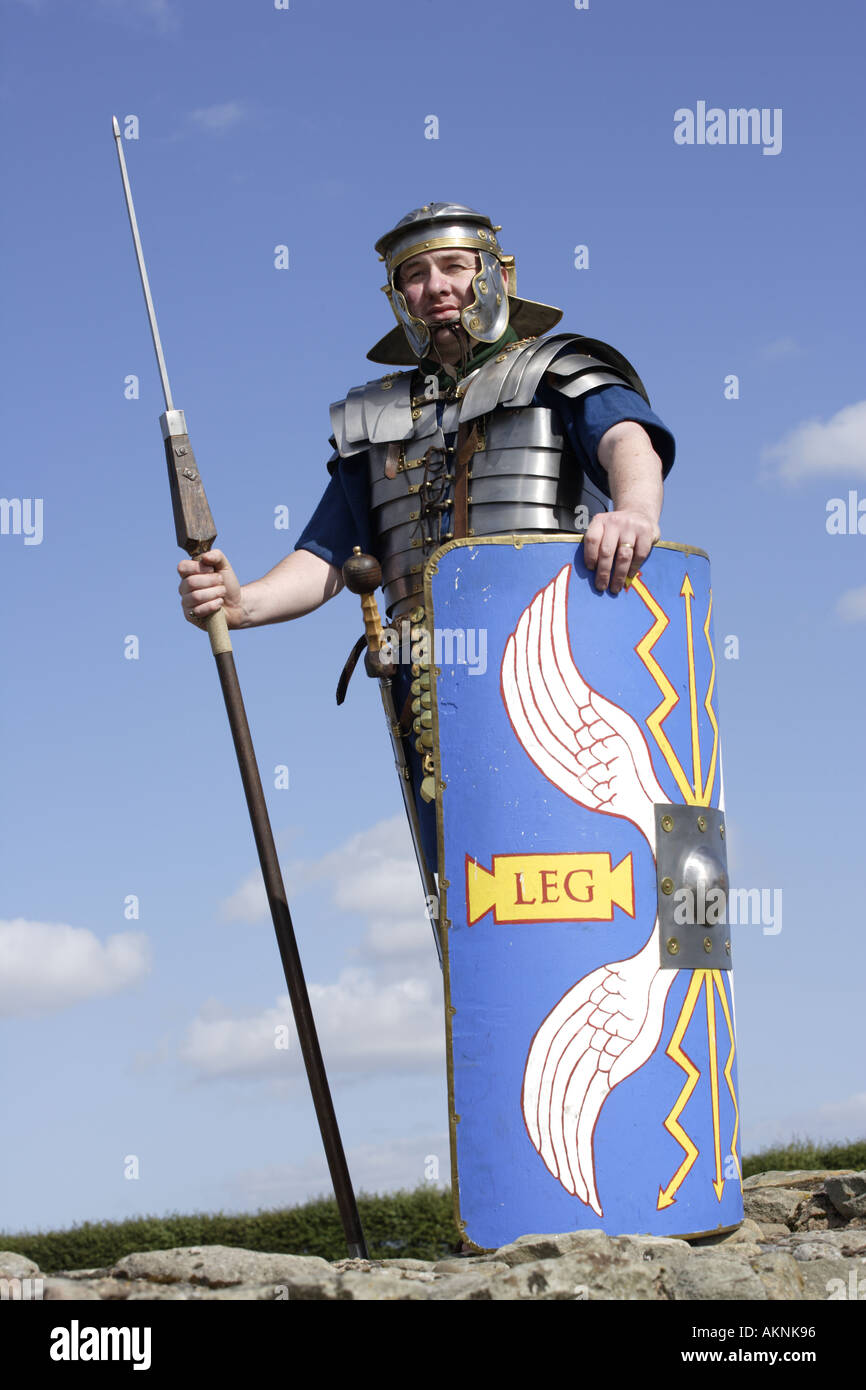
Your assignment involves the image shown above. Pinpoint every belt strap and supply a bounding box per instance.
[452,420,480,539]
[335,633,367,706]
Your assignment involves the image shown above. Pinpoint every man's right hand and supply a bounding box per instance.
[178,549,247,630]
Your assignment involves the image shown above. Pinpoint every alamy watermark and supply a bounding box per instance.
[0,497,43,545]
[1,1277,44,1300]
[826,1269,866,1300]
[826,490,866,535]
[380,625,488,676]
[674,103,782,156]
[674,885,782,936]
[50,1323,151,1369]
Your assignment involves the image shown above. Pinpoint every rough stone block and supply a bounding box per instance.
[744,1188,806,1227]
[490,1229,610,1267]
[111,1245,332,1289]
[824,1172,866,1220]
[0,1252,41,1280]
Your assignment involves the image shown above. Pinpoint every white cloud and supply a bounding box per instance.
[835,586,866,623]
[812,1090,866,1137]
[93,0,178,32]
[219,815,433,961]
[178,995,295,1080]
[0,919,151,1018]
[761,336,800,361]
[762,400,866,482]
[204,817,442,1085]
[189,101,248,134]
[15,0,179,30]
[308,968,443,1073]
[179,968,444,1082]
[225,1133,450,1210]
[362,915,437,960]
[744,1090,866,1153]
[220,870,268,924]
[314,816,426,922]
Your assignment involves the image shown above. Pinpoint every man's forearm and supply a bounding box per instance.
[597,421,664,526]
[238,547,344,627]
[582,421,665,592]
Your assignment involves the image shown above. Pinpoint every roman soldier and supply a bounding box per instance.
[179,202,675,874]
[179,205,741,1247]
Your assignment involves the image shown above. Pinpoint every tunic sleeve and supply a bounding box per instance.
[293,452,374,569]
[538,381,676,499]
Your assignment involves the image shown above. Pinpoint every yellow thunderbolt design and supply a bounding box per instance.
[701,593,720,804]
[713,970,741,1182]
[657,970,704,1209]
[681,576,702,800]
[631,577,694,804]
[631,574,720,809]
[631,575,736,1207]
[657,969,739,1208]
[706,970,724,1199]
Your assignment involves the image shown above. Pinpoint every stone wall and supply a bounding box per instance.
[2,1169,863,1302]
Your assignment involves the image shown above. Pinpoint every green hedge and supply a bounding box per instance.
[3,1138,864,1275]
[0,1185,460,1274]
[740,1136,866,1179]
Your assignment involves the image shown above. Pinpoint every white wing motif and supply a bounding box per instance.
[521,934,672,1214]
[501,563,674,1215]
[501,563,666,844]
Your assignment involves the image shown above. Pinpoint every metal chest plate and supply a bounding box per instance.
[368,406,585,615]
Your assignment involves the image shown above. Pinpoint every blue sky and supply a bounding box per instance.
[1,0,864,1236]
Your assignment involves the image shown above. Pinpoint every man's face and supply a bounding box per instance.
[397,248,480,336]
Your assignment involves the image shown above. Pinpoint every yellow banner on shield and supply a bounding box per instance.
[465,851,635,926]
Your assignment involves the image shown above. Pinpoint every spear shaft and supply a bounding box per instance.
[112,117,367,1259]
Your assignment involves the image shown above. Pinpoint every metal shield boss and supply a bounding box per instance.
[424,537,742,1249]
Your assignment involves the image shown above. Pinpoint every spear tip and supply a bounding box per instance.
[112,115,121,138]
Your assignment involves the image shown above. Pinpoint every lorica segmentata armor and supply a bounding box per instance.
[328,332,649,619]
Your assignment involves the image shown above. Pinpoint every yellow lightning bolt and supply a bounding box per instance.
[631,572,731,1204]
[705,969,724,1200]
[713,969,741,1183]
[657,970,705,1209]
[681,575,702,800]
[631,577,695,805]
[632,574,721,808]
[701,590,720,805]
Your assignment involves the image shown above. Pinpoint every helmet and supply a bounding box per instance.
[368,202,563,365]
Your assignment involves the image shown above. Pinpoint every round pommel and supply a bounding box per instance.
[342,547,382,595]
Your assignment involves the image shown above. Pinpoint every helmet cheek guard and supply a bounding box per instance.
[461,251,511,344]
[384,283,433,360]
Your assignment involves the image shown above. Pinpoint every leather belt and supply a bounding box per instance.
[452,420,480,539]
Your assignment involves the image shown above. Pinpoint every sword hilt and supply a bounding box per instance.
[342,548,395,676]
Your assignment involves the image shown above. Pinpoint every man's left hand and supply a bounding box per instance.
[582,509,660,594]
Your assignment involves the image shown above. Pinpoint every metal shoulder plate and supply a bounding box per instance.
[327,333,649,460]
[329,370,417,459]
[543,334,650,405]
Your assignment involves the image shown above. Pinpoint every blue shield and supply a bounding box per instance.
[424,537,743,1249]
